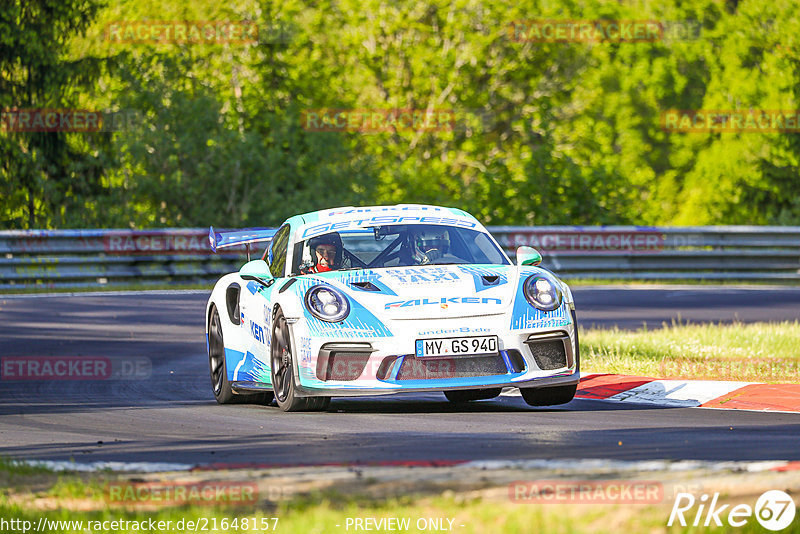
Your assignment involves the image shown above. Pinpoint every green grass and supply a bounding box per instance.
[3,455,800,534]
[0,488,699,534]
[0,458,54,476]
[582,321,800,382]
[3,479,798,534]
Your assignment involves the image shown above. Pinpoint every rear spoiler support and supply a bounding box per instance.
[208,227,277,260]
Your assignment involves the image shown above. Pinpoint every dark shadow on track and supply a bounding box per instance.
[4,422,800,465]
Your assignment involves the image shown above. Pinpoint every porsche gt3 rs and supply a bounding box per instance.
[206,204,579,411]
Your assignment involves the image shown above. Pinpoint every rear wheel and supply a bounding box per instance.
[208,306,237,403]
[208,306,275,405]
[444,388,501,403]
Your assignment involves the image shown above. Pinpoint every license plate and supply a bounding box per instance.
[415,335,498,358]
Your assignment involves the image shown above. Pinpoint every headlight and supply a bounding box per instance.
[523,273,562,311]
[305,284,350,322]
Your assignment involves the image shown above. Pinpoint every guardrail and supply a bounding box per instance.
[491,226,800,281]
[0,229,241,290]
[1,226,798,290]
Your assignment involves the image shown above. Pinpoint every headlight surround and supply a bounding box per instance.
[305,284,350,322]
[523,273,563,311]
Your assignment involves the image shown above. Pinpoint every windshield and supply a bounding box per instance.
[291,224,509,275]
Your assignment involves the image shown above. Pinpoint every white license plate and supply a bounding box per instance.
[415,335,498,358]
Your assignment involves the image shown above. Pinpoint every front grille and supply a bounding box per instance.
[395,354,508,380]
[525,338,569,370]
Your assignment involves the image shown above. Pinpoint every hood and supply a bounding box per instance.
[317,264,518,320]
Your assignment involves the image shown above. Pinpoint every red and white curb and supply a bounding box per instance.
[575,373,800,413]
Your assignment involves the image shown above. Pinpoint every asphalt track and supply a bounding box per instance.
[1,287,800,467]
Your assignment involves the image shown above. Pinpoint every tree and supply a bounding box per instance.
[0,0,107,229]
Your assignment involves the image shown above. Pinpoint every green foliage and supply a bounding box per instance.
[2,0,799,228]
[0,0,109,228]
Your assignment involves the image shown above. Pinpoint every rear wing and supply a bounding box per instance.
[208,226,276,259]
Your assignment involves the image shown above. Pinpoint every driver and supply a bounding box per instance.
[411,228,451,264]
[303,232,343,273]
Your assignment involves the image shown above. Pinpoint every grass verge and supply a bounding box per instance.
[581,321,800,382]
[1,463,798,534]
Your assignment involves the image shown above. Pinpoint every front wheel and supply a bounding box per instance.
[521,308,580,407]
[520,384,577,406]
[271,309,320,412]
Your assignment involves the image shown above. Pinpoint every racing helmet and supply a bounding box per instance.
[412,227,450,264]
[308,232,343,270]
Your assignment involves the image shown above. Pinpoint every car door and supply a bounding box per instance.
[237,224,291,383]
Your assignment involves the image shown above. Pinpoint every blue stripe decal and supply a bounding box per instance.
[209,227,275,252]
[510,268,570,330]
[390,356,404,380]
[457,265,509,293]
[224,348,271,384]
[340,270,398,296]
[292,276,393,338]
[245,280,261,295]
[500,349,513,372]
[380,373,526,388]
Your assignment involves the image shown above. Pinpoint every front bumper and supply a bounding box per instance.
[291,314,579,397]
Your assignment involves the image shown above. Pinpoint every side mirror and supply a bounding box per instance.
[239,260,273,286]
[516,246,542,267]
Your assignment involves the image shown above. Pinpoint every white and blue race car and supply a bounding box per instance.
[206,204,579,411]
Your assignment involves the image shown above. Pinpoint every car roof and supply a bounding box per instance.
[287,204,484,241]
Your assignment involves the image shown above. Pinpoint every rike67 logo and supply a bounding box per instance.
[669,490,796,531]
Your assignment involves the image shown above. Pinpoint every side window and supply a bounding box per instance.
[268,225,291,278]
[470,232,509,264]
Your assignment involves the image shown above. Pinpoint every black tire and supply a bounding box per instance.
[208,306,275,405]
[271,309,314,412]
[208,306,240,404]
[444,388,502,403]
[520,308,581,407]
[520,384,577,406]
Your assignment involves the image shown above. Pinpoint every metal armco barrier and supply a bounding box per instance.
[0,229,243,290]
[1,226,799,290]
[491,226,800,281]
